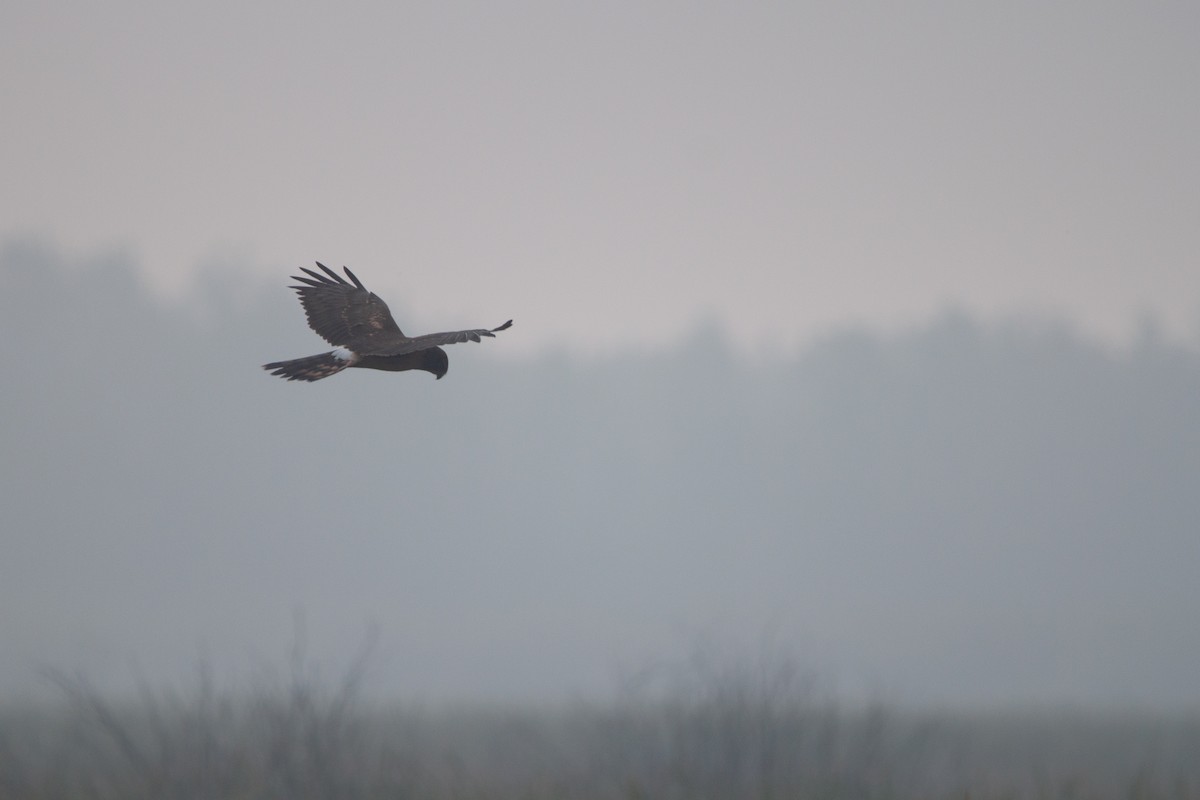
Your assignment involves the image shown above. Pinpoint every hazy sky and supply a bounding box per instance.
[3,4,1200,712]
[3,3,1199,353]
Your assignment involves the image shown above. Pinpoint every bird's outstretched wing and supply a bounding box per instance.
[368,320,514,357]
[289,262,405,348]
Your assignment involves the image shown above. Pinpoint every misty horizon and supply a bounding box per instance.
[2,240,1198,711]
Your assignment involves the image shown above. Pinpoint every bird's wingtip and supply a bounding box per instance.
[343,265,366,290]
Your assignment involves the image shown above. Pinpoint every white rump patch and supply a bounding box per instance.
[331,347,354,362]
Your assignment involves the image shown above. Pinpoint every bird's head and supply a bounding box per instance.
[422,347,449,380]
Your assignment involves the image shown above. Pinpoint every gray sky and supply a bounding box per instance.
[3,2,1198,353]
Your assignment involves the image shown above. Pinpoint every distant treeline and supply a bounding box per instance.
[2,241,1199,707]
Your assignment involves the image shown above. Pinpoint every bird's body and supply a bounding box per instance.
[264,262,511,381]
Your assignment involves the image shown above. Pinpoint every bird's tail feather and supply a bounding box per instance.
[262,352,350,382]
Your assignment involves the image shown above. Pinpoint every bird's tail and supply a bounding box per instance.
[262,351,350,382]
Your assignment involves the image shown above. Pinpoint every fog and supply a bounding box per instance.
[2,240,1197,709]
[5,3,1200,352]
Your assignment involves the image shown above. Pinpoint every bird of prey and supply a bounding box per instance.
[263,262,512,382]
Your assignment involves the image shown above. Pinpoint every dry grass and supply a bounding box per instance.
[1,650,1197,799]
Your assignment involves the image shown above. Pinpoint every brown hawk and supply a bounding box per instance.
[263,262,512,382]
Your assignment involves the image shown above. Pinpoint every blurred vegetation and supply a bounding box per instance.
[1,649,1197,800]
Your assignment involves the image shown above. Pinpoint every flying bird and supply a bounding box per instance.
[263,262,512,382]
